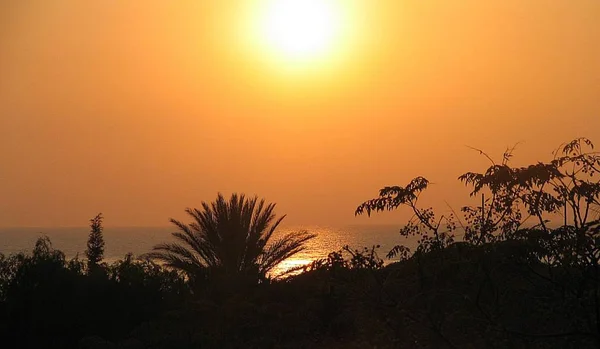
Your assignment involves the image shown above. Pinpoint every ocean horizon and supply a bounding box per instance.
[0,224,420,275]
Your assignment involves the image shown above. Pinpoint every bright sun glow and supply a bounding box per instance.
[259,0,342,61]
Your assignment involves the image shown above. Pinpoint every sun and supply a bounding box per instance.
[237,0,364,76]
[259,0,342,62]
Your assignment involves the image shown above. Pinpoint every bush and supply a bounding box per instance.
[0,237,188,349]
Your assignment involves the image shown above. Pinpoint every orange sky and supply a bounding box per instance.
[1,0,599,227]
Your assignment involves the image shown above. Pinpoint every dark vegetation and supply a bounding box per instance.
[86,213,105,270]
[1,138,600,348]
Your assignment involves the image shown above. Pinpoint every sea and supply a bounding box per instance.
[0,224,421,276]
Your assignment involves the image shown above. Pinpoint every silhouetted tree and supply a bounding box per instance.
[458,138,600,344]
[355,137,600,347]
[146,193,315,284]
[356,176,456,257]
[86,213,105,270]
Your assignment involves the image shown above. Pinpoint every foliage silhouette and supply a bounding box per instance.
[145,193,315,284]
[356,176,456,257]
[293,245,385,274]
[86,213,105,270]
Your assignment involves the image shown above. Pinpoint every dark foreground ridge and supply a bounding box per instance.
[1,137,599,349]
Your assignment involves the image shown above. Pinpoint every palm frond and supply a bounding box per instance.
[258,231,316,276]
[143,242,207,277]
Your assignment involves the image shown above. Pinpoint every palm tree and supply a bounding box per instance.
[145,193,315,283]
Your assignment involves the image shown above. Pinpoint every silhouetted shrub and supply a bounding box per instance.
[0,237,188,349]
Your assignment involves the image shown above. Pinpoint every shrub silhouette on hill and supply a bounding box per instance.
[0,138,599,348]
[0,233,187,349]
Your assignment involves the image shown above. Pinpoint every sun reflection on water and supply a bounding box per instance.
[269,225,414,278]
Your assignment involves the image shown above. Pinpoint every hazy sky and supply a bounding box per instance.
[1,1,599,227]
